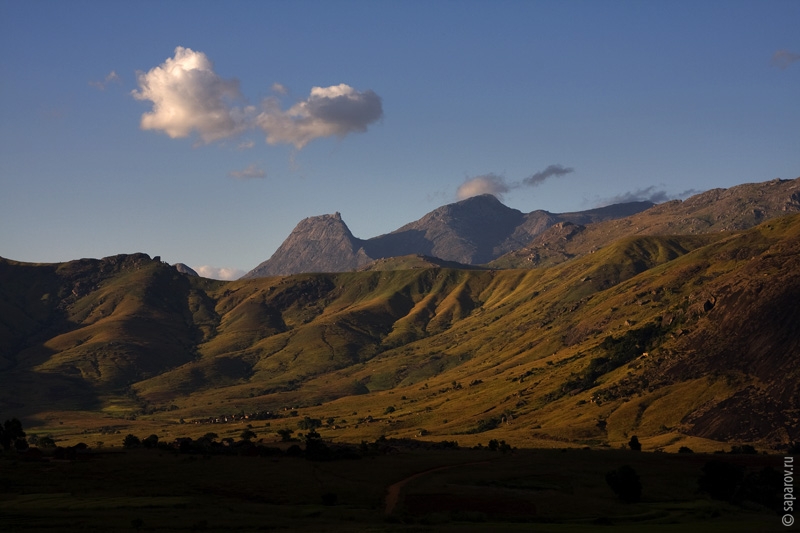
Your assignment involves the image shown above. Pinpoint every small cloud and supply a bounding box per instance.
[456,164,575,200]
[237,139,255,150]
[772,50,800,69]
[522,164,574,187]
[457,173,511,200]
[271,82,288,95]
[132,46,250,143]
[597,186,698,206]
[228,163,266,180]
[89,70,121,90]
[194,266,245,280]
[256,83,383,149]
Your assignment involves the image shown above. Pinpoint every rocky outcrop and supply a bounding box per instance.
[244,213,372,277]
[364,195,528,264]
[173,263,199,277]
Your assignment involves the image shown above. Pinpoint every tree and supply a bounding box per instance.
[0,418,26,451]
[122,434,141,448]
[698,460,744,502]
[606,465,642,503]
[240,429,257,441]
[277,428,294,442]
[297,416,322,430]
[142,434,159,449]
[628,435,642,451]
[304,429,330,460]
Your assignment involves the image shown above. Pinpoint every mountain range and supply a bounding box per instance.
[245,178,800,277]
[243,196,655,277]
[1,176,799,452]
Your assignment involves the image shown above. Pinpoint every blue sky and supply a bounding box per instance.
[1,0,798,279]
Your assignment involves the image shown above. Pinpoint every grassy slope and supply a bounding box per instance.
[2,215,799,451]
[490,177,800,270]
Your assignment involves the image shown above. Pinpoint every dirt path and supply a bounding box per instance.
[384,460,492,515]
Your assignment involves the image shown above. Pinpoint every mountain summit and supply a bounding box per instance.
[245,212,372,277]
[244,195,653,277]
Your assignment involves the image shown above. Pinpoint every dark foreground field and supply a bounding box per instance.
[0,443,789,532]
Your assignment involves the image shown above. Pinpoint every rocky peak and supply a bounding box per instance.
[243,213,371,278]
[173,263,199,277]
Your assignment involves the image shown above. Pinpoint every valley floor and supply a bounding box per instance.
[0,445,787,532]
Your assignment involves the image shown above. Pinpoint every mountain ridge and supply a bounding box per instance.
[2,213,800,450]
[246,177,800,277]
[2,175,800,452]
[244,195,654,277]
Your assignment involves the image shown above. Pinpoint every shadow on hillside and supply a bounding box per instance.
[0,347,102,421]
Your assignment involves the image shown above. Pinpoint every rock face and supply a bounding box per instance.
[244,195,655,277]
[245,213,372,277]
[173,263,199,277]
[364,195,529,265]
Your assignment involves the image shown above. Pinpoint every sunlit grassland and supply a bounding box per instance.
[3,215,800,456]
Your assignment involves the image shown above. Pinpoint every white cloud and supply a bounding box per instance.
[256,83,383,149]
[228,163,266,180]
[194,265,246,280]
[90,70,121,90]
[456,173,510,200]
[132,48,383,150]
[132,47,250,143]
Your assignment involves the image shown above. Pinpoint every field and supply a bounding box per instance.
[0,442,788,532]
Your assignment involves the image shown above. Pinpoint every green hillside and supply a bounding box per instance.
[1,215,799,452]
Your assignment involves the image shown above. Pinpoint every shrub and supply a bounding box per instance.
[277,428,294,442]
[122,434,141,448]
[698,460,744,502]
[606,465,642,503]
[0,418,26,450]
[239,429,257,441]
[729,444,757,454]
[467,417,501,434]
[741,466,783,511]
[297,416,322,430]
